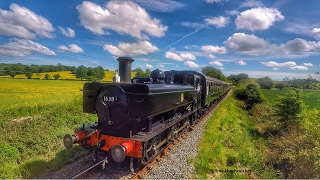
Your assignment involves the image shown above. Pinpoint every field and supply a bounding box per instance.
[0,78,97,178]
[261,89,320,110]
[0,71,138,178]
[0,70,136,81]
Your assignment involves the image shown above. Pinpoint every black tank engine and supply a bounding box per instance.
[64,57,230,166]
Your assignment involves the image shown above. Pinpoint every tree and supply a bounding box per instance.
[134,68,150,78]
[228,73,249,85]
[25,73,33,79]
[93,66,105,80]
[76,65,88,79]
[57,63,65,71]
[256,76,273,89]
[44,73,50,80]
[53,74,60,80]
[275,89,306,124]
[9,71,16,78]
[202,66,227,81]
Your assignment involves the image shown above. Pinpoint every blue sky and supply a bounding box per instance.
[0,0,320,80]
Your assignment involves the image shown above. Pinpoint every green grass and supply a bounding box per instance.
[0,78,97,178]
[261,89,320,110]
[193,96,278,179]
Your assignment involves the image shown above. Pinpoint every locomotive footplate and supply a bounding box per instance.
[129,111,193,142]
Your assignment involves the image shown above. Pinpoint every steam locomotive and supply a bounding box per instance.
[63,57,230,169]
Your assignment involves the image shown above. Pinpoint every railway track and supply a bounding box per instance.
[63,91,230,179]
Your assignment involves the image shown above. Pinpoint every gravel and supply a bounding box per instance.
[142,107,217,179]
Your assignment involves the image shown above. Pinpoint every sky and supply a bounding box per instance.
[0,0,320,80]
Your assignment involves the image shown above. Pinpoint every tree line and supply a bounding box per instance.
[0,63,107,80]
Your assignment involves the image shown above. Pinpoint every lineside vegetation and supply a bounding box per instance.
[194,82,320,178]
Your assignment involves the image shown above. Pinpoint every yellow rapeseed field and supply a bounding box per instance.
[0,78,85,117]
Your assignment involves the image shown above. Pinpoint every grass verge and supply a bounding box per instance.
[193,96,278,179]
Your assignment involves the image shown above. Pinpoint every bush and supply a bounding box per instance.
[233,82,265,110]
[274,89,306,125]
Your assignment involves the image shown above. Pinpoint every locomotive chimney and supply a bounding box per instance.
[116,57,134,83]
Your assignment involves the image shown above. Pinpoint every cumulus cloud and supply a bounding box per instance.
[77,1,168,40]
[165,52,183,61]
[146,63,153,68]
[260,61,296,67]
[59,27,75,38]
[57,44,83,53]
[303,63,313,67]
[201,45,227,54]
[0,3,54,39]
[165,51,196,61]
[235,7,284,31]
[205,16,229,28]
[225,33,274,55]
[225,33,320,55]
[236,60,246,66]
[312,28,320,40]
[103,41,158,56]
[291,66,308,70]
[208,54,216,59]
[209,61,223,66]
[0,38,55,56]
[279,38,320,54]
[260,60,308,71]
[184,60,199,68]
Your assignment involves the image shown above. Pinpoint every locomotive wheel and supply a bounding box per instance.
[143,135,160,164]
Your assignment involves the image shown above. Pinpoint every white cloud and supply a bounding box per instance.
[0,38,55,56]
[184,60,199,68]
[208,54,216,59]
[57,44,83,53]
[133,0,186,13]
[225,33,320,56]
[291,66,308,70]
[180,52,196,60]
[206,0,221,3]
[239,0,264,8]
[59,27,75,38]
[260,61,307,71]
[279,38,320,54]
[0,3,54,39]
[260,61,296,68]
[201,45,227,54]
[235,7,284,31]
[103,41,158,56]
[209,61,223,66]
[225,33,274,55]
[312,28,320,40]
[236,60,246,66]
[165,51,196,61]
[205,16,229,28]
[303,63,313,67]
[146,63,153,68]
[77,1,168,40]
